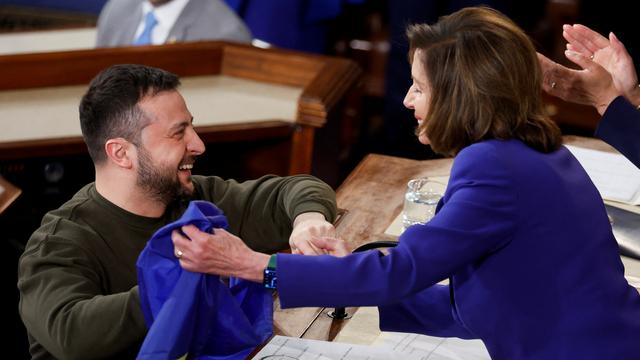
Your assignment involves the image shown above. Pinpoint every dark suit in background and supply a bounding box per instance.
[96,0,251,47]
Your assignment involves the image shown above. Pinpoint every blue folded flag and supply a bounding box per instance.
[137,201,273,359]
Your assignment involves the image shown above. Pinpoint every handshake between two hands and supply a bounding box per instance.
[171,211,350,281]
[288,212,350,257]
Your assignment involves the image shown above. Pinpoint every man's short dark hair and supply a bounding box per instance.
[79,64,181,163]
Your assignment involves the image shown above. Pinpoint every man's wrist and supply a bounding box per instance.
[293,212,326,228]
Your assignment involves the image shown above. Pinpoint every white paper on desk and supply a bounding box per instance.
[622,255,640,289]
[375,332,490,360]
[254,335,424,359]
[565,145,640,205]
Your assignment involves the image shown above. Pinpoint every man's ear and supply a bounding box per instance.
[104,138,134,169]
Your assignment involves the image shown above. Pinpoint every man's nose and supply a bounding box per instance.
[187,128,205,155]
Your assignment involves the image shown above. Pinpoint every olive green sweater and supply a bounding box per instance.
[18,175,336,359]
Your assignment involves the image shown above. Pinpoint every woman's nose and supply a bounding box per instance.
[403,92,414,109]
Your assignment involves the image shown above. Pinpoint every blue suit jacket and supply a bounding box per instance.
[596,96,640,168]
[277,139,640,359]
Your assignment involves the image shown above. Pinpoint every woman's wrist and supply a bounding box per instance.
[239,251,270,283]
[596,87,621,116]
[624,83,640,109]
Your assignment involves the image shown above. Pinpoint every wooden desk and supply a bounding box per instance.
[272,153,453,341]
[0,42,360,258]
[0,41,360,181]
[272,136,640,342]
[0,176,21,214]
[0,27,95,55]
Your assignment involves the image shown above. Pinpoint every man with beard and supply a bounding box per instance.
[17,64,338,359]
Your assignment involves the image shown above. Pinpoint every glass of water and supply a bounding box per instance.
[402,178,445,229]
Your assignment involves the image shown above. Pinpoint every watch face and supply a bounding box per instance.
[263,268,277,289]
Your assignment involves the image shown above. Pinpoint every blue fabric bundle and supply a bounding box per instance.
[136,201,273,359]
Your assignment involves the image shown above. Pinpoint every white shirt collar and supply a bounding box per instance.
[136,0,190,44]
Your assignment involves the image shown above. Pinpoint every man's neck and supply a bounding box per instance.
[95,172,166,218]
[149,0,173,7]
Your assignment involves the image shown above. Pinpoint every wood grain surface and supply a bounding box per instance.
[272,153,453,341]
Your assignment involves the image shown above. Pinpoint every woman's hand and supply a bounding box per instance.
[538,51,618,115]
[563,24,640,106]
[289,212,337,255]
[309,236,351,257]
[171,225,269,283]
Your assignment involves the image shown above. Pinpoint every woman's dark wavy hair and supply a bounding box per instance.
[407,7,561,156]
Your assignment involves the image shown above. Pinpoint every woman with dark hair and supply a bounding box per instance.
[172,7,640,358]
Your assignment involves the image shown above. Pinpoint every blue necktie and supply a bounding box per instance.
[133,11,158,45]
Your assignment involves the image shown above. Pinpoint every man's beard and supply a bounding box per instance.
[136,146,193,206]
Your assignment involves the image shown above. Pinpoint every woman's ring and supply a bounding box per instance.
[175,249,184,259]
[551,82,557,89]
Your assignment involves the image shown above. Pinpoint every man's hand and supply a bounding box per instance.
[289,212,337,255]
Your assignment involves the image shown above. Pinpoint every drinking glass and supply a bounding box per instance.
[402,178,445,229]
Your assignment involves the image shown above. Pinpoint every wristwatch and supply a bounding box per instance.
[263,254,277,290]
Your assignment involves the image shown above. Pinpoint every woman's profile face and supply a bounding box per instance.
[403,50,431,145]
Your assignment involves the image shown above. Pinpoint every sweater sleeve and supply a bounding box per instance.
[18,227,146,359]
[595,96,640,168]
[193,174,337,253]
[277,143,517,311]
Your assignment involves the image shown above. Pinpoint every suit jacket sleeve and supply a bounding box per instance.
[378,284,474,338]
[595,96,640,168]
[277,144,517,336]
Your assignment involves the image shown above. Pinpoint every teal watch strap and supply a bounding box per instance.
[267,253,277,270]
[263,254,277,289]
